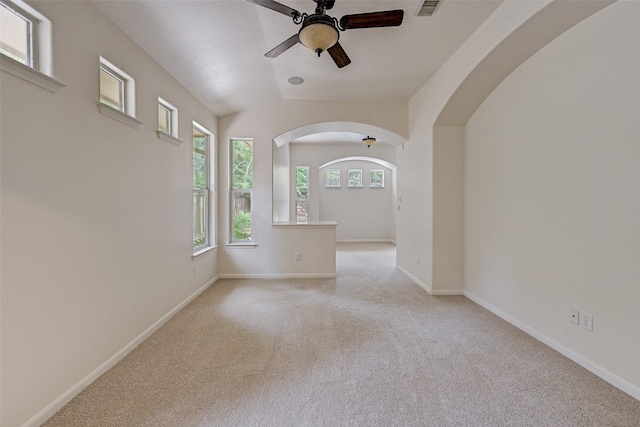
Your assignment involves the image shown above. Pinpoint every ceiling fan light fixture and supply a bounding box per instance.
[299,15,339,56]
[363,136,376,148]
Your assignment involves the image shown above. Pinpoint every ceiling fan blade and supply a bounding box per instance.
[265,34,299,58]
[328,42,351,68]
[339,10,404,30]
[246,0,300,18]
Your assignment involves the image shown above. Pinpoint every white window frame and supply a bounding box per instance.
[158,97,179,137]
[193,121,215,256]
[229,138,254,244]
[99,57,135,114]
[100,63,125,112]
[348,169,363,188]
[370,169,385,188]
[0,0,62,92]
[0,0,37,67]
[296,166,310,224]
[98,56,140,128]
[325,168,341,188]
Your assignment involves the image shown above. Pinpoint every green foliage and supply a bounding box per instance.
[296,166,309,187]
[348,170,362,187]
[232,140,253,190]
[326,169,340,187]
[193,137,207,187]
[296,166,309,200]
[231,140,253,241]
[193,236,206,249]
[233,210,252,241]
[370,170,384,187]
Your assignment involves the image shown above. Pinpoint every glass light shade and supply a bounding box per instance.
[363,137,376,148]
[299,20,339,54]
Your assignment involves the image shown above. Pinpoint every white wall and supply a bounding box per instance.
[218,100,407,276]
[398,0,612,294]
[290,142,396,242]
[432,126,464,293]
[0,2,218,426]
[319,160,394,242]
[464,0,640,398]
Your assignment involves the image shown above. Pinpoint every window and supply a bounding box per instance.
[158,103,171,134]
[348,169,363,188]
[296,166,309,224]
[0,0,35,67]
[100,64,125,111]
[99,57,136,118]
[230,139,253,242]
[193,124,212,251]
[158,97,178,137]
[325,169,340,188]
[370,169,385,188]
[0,0,59,92]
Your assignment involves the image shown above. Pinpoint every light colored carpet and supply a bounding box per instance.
[45,242,640,426]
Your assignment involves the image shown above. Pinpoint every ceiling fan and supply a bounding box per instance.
[247,0,404,68]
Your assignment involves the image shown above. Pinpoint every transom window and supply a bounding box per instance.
[158,104,171,134]
[99,64,125,111]
[99,57,136,118]
[370,169,385,188]
[158,97,178,137]
[0,0,36,67]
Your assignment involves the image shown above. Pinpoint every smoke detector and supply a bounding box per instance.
[415,0,441,17]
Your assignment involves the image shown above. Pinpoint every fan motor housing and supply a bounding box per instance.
[313,0,335,10]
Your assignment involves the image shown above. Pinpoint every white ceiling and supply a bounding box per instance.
[92,0,502,118]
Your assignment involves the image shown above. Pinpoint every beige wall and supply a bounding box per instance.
[1,1,218,426]
[290,142,397,241]
[218,100,407,277]
[432,126,464,294]
[464,1,640,398]
[3,1,638,425]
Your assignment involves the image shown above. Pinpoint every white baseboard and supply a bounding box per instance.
[464,290,640,402]
[23,276,219,427]
[336,239,395,243]
[219,273,336,279]
[396,264,432,294]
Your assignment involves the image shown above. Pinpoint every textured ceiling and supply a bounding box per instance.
[92,0,502,117]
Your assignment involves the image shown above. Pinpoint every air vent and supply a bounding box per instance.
[416,0,441,16]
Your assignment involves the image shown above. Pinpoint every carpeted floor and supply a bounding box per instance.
[45,242,640,426]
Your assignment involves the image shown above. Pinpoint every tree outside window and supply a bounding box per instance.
[348,169,363,188]
[325,169,340,187]
[193,127,209,250]
[231,139,253,241]
[370,169,385,188]
[296,166,309,223]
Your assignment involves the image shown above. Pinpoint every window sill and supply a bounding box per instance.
[98,103,143,129]
[272,221,338,229]
[157,131,184,145]
[192,245,217,258]
[225,242,257,249]
[0,55,65,93]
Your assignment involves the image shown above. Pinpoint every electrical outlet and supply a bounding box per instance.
[581,313,593,332]
[193,266,198,277]
[569,308,580,325]
[417,257,420,266]
[295,252,301,261]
